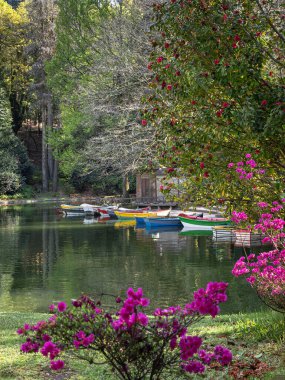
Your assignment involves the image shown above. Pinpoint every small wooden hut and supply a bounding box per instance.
[136,169,179,206]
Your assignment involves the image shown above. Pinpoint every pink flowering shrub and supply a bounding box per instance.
[18,284,232,379]
[225,153,281,222]
[233,250,285,313]
[228,154,285,312]
[232,199,285,313]
[232,199,285,245]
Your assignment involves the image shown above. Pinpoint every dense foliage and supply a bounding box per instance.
[145,0,285,210]
[18,284,232,379]
[0,0,30,133]
[0,86,31,194]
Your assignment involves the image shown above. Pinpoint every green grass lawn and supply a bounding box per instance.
[0,311,284,379]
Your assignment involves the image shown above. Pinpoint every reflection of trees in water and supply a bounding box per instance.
[42,208,59,281]
[0,206,263,313]
[0,206,60,307]
[47,225,262,313]
[0,208,21,308]
[0,207,20,228]
[0,274,14,309]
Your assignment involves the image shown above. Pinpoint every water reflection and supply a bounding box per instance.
[0,205,265,314]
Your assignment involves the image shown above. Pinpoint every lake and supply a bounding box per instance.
[0,204,264,314]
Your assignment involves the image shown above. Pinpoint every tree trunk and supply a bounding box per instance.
[9,92,24,135]
[52,159,58,192]
[52,116,61,193]
[47,94,54,182]
[42,103,49,192]
[122,174,129,199]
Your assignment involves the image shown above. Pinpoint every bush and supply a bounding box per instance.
[230,155,285,314]
[0,172,21,194]
[18,284,232,379]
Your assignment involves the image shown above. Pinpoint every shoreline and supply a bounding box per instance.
[0,195,124,207]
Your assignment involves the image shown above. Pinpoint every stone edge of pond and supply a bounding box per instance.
[0,196,122,206]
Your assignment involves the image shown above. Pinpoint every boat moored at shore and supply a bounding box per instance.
[178,214,231,230]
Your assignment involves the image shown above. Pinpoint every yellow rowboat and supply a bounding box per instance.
[115,209,170,220]
[115,211,158,219]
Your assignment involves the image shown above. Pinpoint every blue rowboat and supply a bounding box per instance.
[144,217,182,229]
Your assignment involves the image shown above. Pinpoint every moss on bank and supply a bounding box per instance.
[0,311,284,379]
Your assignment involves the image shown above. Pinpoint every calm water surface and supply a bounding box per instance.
[0,204,264,314]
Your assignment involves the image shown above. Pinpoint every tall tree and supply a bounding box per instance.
[47,0,154,196]
[26,0,58,191]
[146,0,285,212]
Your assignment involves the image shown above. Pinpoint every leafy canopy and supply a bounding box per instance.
[145,0,285,212]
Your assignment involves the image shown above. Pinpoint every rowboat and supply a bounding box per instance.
[144,217,182,229]
[115,209,171,220]
[234,229,265,247]
[115,211,156,220]
[212,226,236,242]
[178,214,231,230]
[60,204,98,216]
[97,207,117,218]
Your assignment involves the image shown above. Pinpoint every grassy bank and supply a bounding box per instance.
[0,311,284,379]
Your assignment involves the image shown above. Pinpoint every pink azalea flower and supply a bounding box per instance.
[50,360,65,371]
[57,302,67,312]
